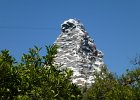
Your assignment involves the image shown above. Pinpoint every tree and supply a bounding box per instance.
[0,45,82,100]
[1,45,140,100]
[83,65,140,100]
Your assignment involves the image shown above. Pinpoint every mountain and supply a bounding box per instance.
[54,19,104,86]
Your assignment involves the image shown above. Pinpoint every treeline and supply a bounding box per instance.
[0,45,140,100]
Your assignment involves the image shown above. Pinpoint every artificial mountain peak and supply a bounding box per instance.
[54,19,104,86]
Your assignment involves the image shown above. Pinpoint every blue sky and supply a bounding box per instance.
[0,0,140,75]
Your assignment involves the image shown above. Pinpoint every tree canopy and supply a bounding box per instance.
[83,66,140,100]
[0,45,82,100]
[0,45,140,100]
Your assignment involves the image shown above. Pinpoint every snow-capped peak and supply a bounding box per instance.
[61,19,85,33]
[55,19,104,86]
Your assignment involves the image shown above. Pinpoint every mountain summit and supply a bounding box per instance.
[54,19,104,86]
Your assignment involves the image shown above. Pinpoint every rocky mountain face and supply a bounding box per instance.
[54,19,104,86]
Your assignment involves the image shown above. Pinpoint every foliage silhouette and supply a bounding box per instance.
[1,45,140,100]
[0,45,82,100]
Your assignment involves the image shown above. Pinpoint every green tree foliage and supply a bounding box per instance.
[1,45,140,100]
[0,45,82,100]
[83,65,140,100]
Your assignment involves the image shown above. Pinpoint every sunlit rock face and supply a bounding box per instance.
[54,19,104,86]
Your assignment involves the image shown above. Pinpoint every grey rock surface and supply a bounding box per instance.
[54,19,104,86]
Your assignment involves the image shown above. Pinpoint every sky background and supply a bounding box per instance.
[0,0,140,75]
